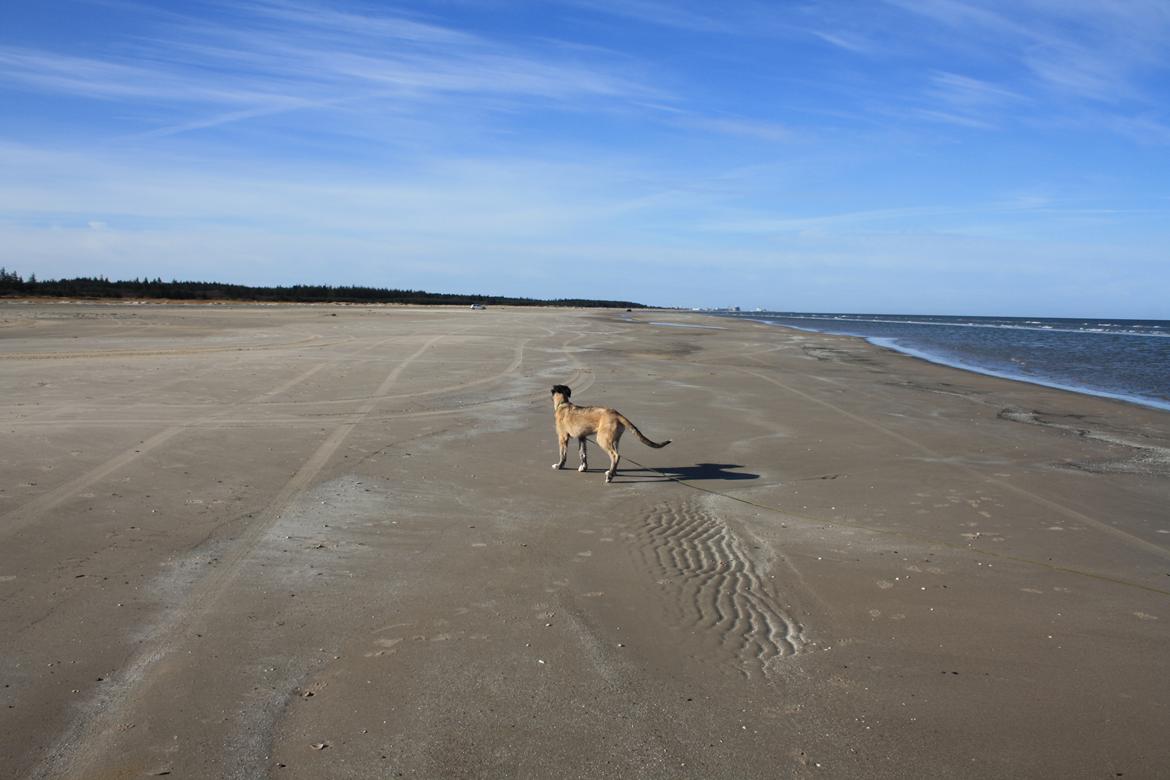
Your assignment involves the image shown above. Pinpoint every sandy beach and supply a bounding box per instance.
[1,302,1167,778]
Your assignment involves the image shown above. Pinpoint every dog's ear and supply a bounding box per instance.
[550,384,571,399]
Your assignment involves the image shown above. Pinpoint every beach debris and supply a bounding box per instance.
[311,742,329,750]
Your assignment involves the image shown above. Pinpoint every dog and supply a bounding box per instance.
[550,384,670,483]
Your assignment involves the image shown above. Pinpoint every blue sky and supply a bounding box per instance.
[2,1,1168,315]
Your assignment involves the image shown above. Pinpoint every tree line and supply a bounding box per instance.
[0,269,646,309]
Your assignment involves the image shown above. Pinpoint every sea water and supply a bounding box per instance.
[715,312,1170,412]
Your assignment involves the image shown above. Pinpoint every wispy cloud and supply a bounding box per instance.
[0,1,663,140]
[927,72,1024,107]
[240,0,479,45]
[906,71,1026,128]
[702,205,974,235]
[883,0,1025,37]
[1105,114,1170,145]
[557,0,735,34]
[699,196,1167,239]
[674,115,794,143]
[0,46,289,105]
[886,0,1170,103]
[810,30,878,54]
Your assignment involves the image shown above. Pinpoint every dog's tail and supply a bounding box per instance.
[618,415,671,448]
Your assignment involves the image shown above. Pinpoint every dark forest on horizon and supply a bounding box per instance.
[0,269,647,309]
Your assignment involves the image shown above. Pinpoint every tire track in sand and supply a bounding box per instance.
[0,334,332,361]
[4,337,532,428]
[0,340,376,538]
[2,326,497,536]
[636,499,805,679]
[0,361,336,538]
[34,334,451,779]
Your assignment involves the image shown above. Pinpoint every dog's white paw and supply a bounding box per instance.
[577,464,588,472]
[552,463,562,469]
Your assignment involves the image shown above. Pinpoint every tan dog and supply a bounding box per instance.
[550,384,670,483]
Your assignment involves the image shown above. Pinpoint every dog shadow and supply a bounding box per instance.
[615,462,760,483]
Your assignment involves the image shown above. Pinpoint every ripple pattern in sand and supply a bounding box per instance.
[637,501,804,677]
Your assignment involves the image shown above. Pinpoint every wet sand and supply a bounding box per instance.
[2,302,1168,778]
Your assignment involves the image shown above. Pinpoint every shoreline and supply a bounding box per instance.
[2,303,1168,777]
[721,314,1170,414]
[864,333,1170,413]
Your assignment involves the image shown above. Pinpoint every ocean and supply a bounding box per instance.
[714,312,1170,412]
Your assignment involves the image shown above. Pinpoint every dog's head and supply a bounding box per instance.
[550,384,572,404]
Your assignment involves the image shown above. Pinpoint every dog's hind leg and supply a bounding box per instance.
[598,428,621,483]
[553,432,569,469]
[598,424,624,483]
[577,436,589,472]
[602,443,620,483]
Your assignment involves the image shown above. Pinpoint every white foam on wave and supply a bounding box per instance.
[725,313,1169,339]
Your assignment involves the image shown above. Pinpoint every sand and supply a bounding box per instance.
[1,301,1167,778]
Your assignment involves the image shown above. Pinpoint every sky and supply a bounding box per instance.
[2,0,1168,316]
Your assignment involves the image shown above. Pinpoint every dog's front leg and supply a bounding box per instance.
[577,436,588,472]
[552,433,569,469]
